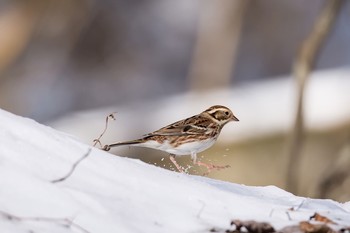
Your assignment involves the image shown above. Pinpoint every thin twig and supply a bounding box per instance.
[285,0,343,194]
[51,112,116,183]
[93,112,116,148]
[318,134,350,198]
[51,148,92,183]
[196,200,206,218]
[295,199,306,211]
[285,211,292,221]
[0,210,90,233]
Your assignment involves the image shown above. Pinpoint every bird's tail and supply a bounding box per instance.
[103,139,143,151]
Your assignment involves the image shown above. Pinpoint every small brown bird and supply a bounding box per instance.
[103,105,239,174]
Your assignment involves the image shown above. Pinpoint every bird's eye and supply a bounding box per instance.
[224,111,229,115]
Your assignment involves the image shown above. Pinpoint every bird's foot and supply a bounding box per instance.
[102,145,111,151]
[195,161,230,176]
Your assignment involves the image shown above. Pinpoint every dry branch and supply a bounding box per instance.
[0,210,90,233]
[51,148,92,183]
[51,112,116,183]
[317,135,350,199]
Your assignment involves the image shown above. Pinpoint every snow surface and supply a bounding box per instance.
[1,108,350,233]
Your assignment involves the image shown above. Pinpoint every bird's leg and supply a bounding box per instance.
[169,154,184,173]
[191,152,197,164]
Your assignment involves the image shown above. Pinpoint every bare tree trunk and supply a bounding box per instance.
[188,0,248,91]
[286,0,343,194]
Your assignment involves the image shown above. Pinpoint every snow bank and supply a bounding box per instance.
[0,108,349,232]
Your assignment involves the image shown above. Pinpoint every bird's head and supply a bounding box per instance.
[203,105,239,126]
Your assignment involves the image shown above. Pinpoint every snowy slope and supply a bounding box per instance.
[0,108,349,233]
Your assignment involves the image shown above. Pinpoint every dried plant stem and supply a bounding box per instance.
[92,112,116,148]
[51,113,116,183]
[51,148,92,183]
[286,0,343,193]
[0,210,90,233]
[318,134,350,198]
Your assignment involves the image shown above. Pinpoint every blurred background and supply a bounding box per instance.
[1,0,350,201]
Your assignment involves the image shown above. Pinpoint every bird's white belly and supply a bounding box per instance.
[141,138,216,156]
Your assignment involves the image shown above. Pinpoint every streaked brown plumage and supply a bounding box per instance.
[103,105,239,174]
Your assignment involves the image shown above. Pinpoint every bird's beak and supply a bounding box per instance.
[231,114,239,122]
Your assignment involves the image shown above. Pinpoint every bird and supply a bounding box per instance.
[103,105,239,174]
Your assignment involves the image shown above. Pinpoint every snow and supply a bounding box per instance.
[0,108,350,233]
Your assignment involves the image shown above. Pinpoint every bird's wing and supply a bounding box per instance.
[144,116,211,137]
[148,124,207,136]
